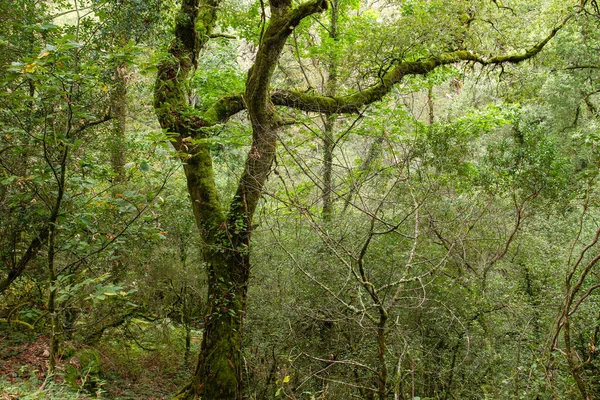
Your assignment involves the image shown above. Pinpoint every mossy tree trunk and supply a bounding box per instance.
[154,1,328,398]
[153,1,570,398]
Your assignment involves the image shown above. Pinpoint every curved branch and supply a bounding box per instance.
[272,89,361,113]
[285,0,329,30]
[202,94,246,126]
[271,13,572,115]
[189,7,572,122]
[0,227,49,293]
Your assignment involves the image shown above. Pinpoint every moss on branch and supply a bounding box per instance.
[202,94,246,125]
[286,0,328,30]
[270,13,572,115]
[153,0,226,238]
[271,89,360,113]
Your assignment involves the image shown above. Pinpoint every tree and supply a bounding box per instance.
[153,0,583,398]
[0,0,171,379]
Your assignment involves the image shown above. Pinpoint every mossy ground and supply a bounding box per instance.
[0,323,199,399]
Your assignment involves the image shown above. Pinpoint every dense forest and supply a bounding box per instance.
[2,0,600,399]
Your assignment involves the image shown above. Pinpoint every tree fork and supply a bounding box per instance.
[156,1,328,399]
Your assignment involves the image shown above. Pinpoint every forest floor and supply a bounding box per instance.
[0,324,193,399]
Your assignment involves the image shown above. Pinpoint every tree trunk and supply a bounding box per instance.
[46,144,68,376]
[0,228,49,293]
[323,116,334,220]
[322,0,338,221]
[564,316,591,400]
[110,63,127,183]
[154,2,328,398]
[377,315,388,399]
[427,86,434,125]
[189,248,248,399]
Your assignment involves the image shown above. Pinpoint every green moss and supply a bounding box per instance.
[203,94,245,124]
[78,349,102,375]
[64,365,78,388]
[62,348,103,391]
[60,342,77,359]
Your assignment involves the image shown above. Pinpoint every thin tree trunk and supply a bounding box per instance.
[46,144,68,376]
[110,63,127,183]
[427,86,434,125]
[393,351,406,400]
[322,0,338,221]
[564,316,591,400]
[323,116,334,220]
[109,63,128,283]
[0,228,49,293]
[0,43,44,294]
[377,314,388,399]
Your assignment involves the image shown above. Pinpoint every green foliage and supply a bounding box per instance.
[218,0,262,43]
[193,41,245,110]
[4,0,600,398]
[481,120,573,202]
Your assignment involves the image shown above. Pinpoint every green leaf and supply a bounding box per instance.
[62,41,83,50]
[139,160,150,172]
[38,23,59,31]
[0,176,17,185]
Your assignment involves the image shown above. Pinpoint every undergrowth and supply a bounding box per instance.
[0,322,200,399]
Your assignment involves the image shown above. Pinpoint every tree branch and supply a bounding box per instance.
[202,94,246,126]
[270,13,572,114]
[285,0,328,31]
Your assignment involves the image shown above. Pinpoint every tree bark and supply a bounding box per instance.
[187,248,248,399]
[322,0,338,221]
[377,314,388,400]
[46,143,68,376]
[155,1,328,398]
[109,63,127,183]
